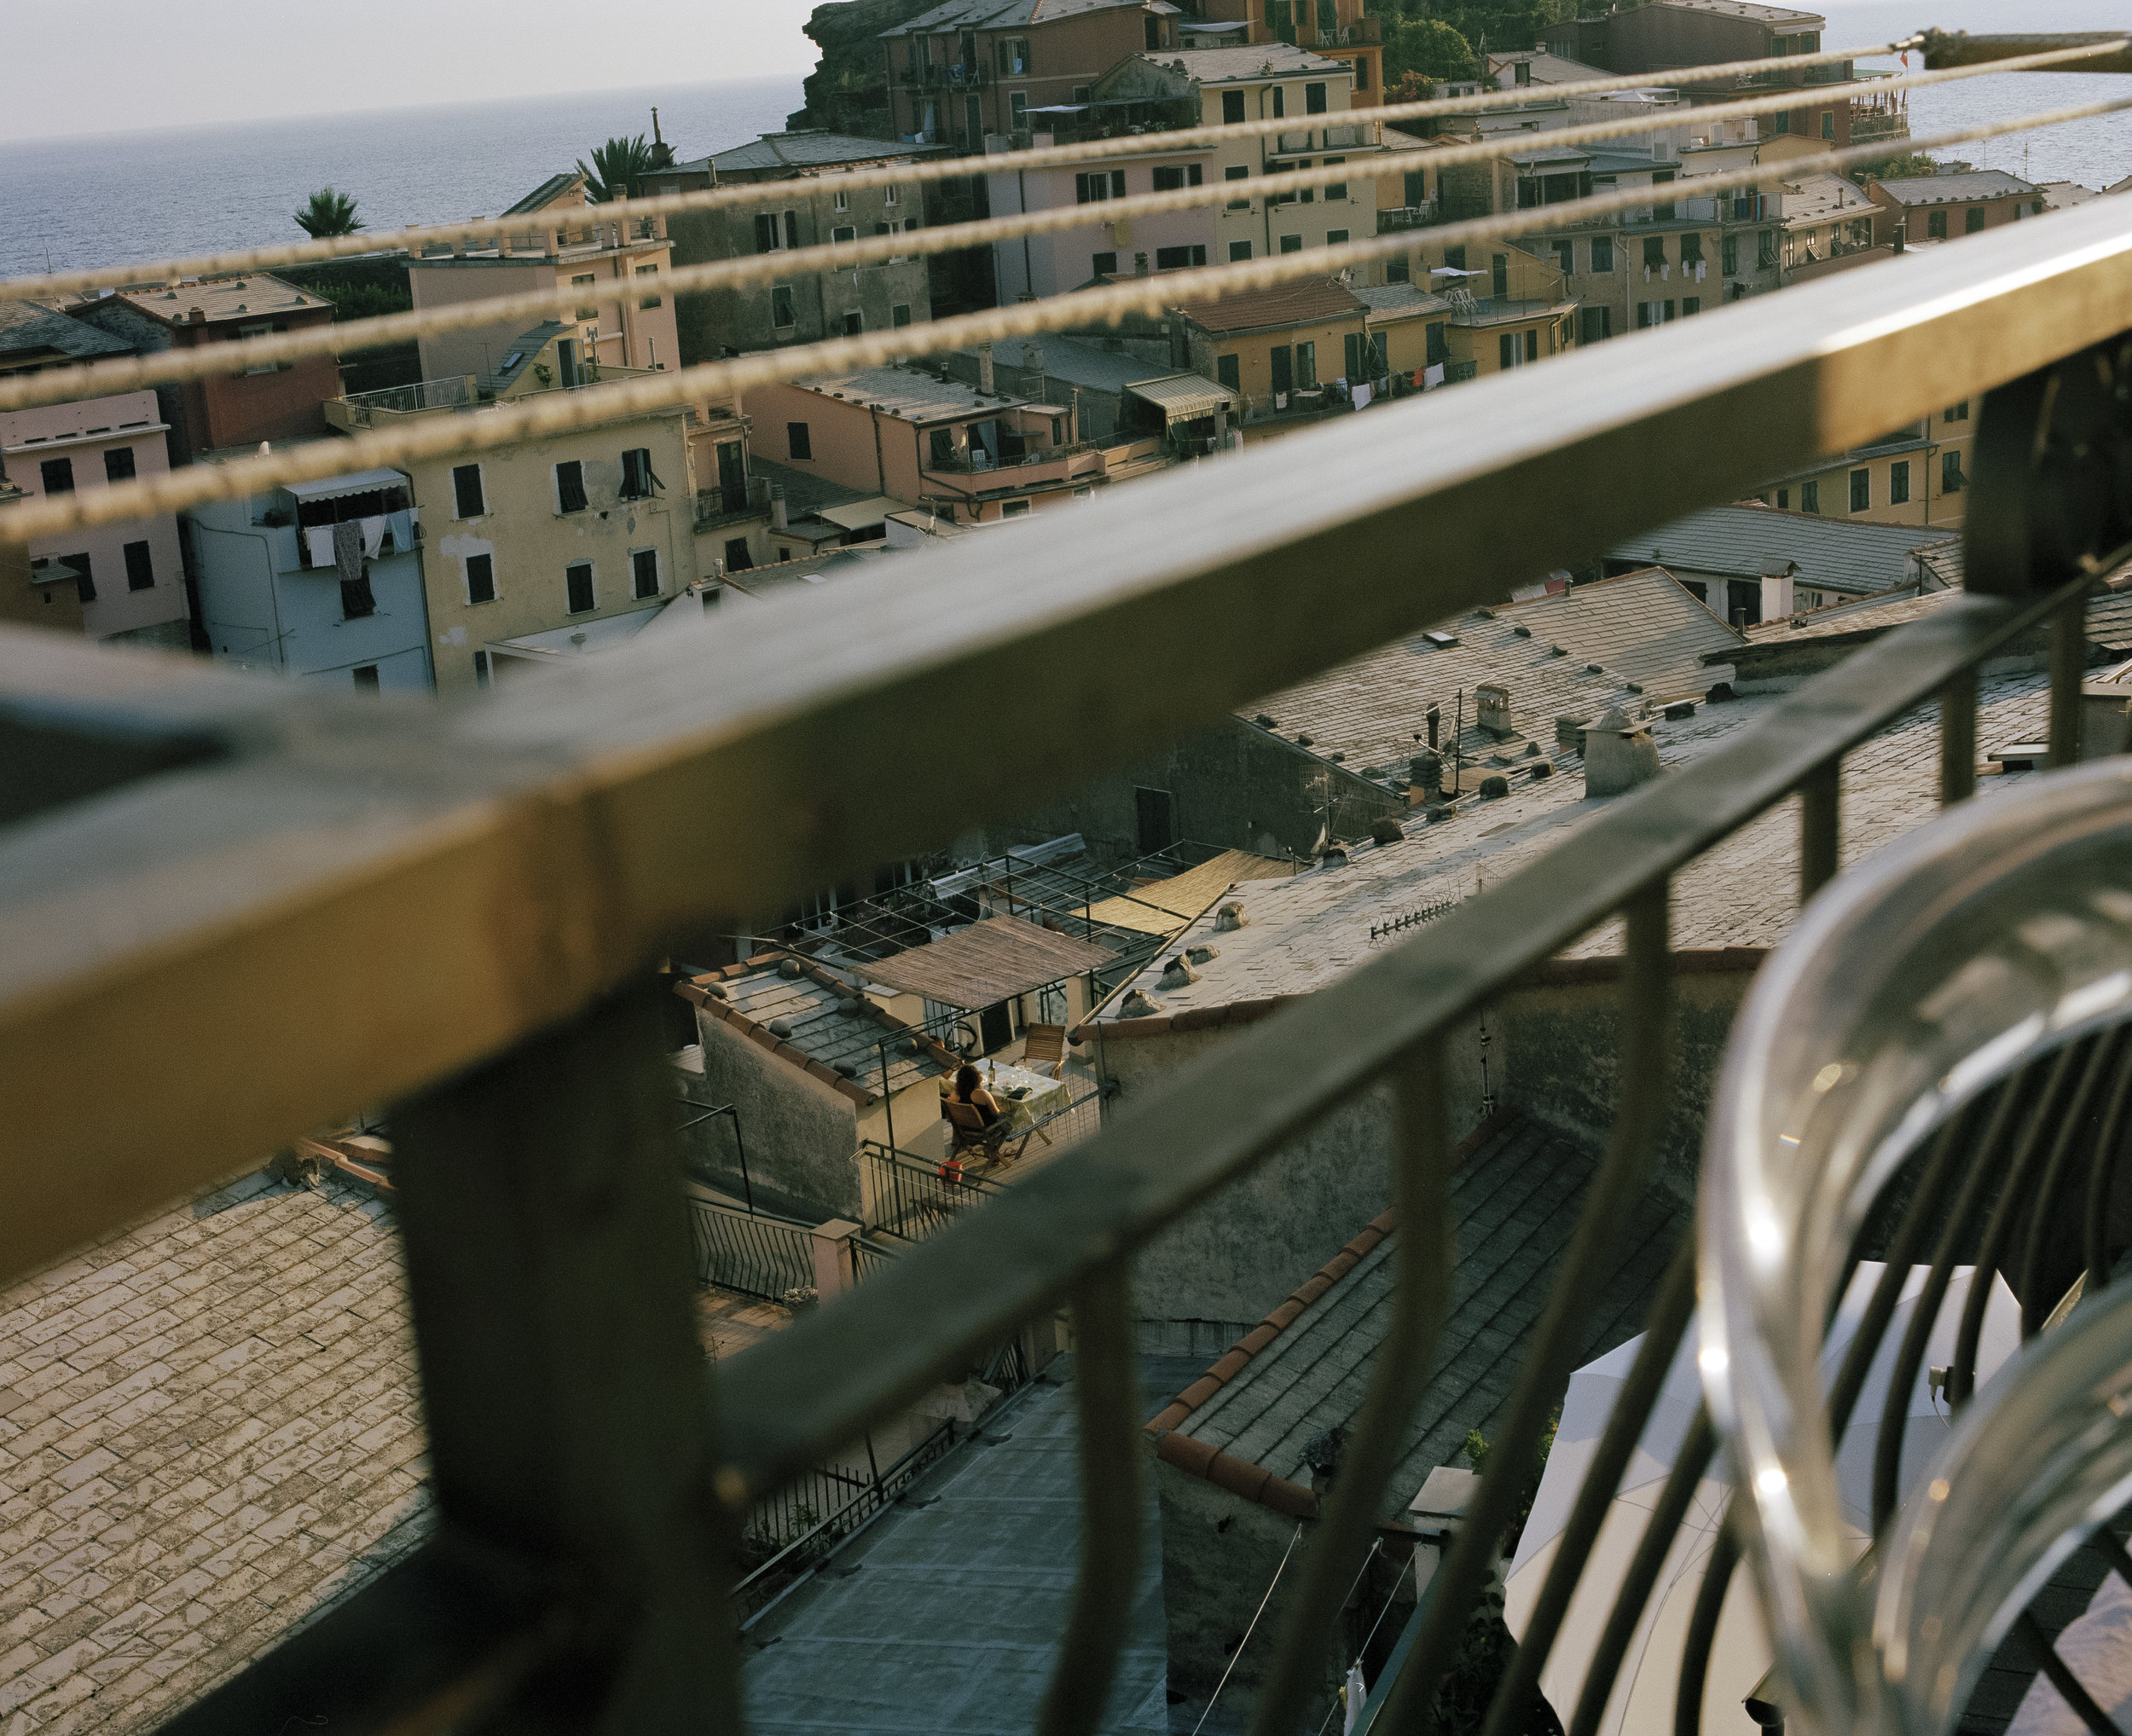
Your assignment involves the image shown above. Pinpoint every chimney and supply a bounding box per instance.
[770,484,788,530]
[1759,559,1795,622]
[1474,683,1513,738]
[976,341,995,394]
[185,307,206,324]
[1584,706,1662,797]
[1426,704,1440,749]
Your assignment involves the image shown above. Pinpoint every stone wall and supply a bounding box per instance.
[681,1016,862,1220]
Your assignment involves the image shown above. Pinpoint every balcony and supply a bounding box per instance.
[696,473,775,531]
[322,373,476,430]
[5,93,2132,1736]
[1376,201,1437,232]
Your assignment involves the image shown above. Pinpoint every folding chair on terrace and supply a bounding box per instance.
[942,1097,1028,1172]
[1020,1022,1069,1078]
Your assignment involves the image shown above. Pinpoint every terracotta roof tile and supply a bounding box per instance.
[1172,275,1367,336]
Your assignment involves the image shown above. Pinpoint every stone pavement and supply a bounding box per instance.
[743,1370,1169,1734]
[0,1172,427,1735]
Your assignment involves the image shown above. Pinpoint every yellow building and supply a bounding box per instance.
[1361,242,1576,382]
[1172,277,1370,423]
[325,323,700,695]
[1757,400,1978,528]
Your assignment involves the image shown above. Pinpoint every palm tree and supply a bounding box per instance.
[577,135,657,203]
[294,188,365,238]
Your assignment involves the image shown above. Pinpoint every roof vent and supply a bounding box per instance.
[1423,629,1459,649]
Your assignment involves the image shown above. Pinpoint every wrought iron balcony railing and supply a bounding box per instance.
[2,36,2132,1736]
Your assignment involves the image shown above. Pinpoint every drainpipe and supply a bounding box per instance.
[1018,169,1034,297]
[871,409,888,495]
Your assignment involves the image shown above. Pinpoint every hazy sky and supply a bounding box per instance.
[3,0,821,142]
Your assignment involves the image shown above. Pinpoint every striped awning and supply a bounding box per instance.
[1125,374,1236,423]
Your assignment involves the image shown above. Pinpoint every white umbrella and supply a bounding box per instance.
[1504,1264,2021,1736]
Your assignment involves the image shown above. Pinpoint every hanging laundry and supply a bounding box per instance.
[360,516,386,558]
[304,524,334,570]
[1351,382,1372,410]
[385,507,414,553]
[333,519,364,588]
[1423,362,1445,390]
[1343,1664,1367,1734]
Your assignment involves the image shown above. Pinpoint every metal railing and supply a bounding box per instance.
[687,1196,818,1305]
[3,39,2132,1736]
[863,1140,1011,1239]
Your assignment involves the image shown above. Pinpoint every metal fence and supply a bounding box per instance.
[688,1197,818,1305]
[5,32,2132,1736]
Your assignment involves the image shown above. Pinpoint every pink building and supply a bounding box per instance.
[988,140,1220,301]
[0,304,190,648]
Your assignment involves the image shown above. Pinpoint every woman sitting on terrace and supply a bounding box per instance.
[944,1063,1003,1128]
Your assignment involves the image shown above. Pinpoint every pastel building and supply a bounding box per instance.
[0,303,190,648]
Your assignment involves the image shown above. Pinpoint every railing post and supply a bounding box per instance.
[812,1217,862,1299]
[1940,668,1978,806]
[2050,586,2086,767]
[1799,760,1839,900]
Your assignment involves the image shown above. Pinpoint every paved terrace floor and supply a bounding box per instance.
[744,1369,1168,1735]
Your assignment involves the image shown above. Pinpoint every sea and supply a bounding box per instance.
[1,2,2127,286]
[0,76,806,282]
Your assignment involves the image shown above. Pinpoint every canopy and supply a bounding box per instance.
[814,496,896,532]
[1126,373,1235,424]
[865,917,1113,1009]
[285,467,407,502]
[1504,1264,2020,1736]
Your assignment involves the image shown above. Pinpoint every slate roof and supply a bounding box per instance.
[107,275,326,329]
[1781,171,1876,224]
[501,172,584,215]
[1607,503,1954,596]
[1238,567,1740,778]
[677,952,961,1102]
[746,456,872,520]
[485,321,570,395]
[1099,663,2060,1016]
[686,132,947,176]
[1872,169,2042,205]
[1734,565,2132,661]
[1649,0,1822,21]
[1127,43,1345,82]
[880,0,1145,33]
[1354,283,1452,321]
[788,366,1027,425]
[979,333,1173,395]
[0,300,134,362]
[1487,49,1615,84]
[1148,1111,1686,1517]
[1172,275,1365,335]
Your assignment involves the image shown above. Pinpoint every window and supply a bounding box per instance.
[1820,109,1835,139]
[1943,451,1965,493]
[631,548,660,599]
[1280,234,1302,253]
[1499,333,1517,369]
[1324,228,1350,247]
[1229,240,1253,261]
[619,448,658,500]
[1403,170,1427,208]
[884,182,899,206]
[1223,90,1246,124]
[1722,233,1740,275]
[1965,206,1985,234]
[1387,255,1410,283]
[565,562,595,614]
[1306,81,1327,113]
[1849,467,1870,512]
[1216,353,1240,390]
[571,272,599,320]
[237,319,284,375]
[1009,90,1028,129]
[352,666,380,691]
[1890,460,1910,505]
[103,447,136,484]
[1156,245,1208,269]
[771,285,796,329]
[474,651,491,686]
[1152,165,1203,191]
[1355,56,1369,90]
[1758,229,1777,268]
[1554,240,1574,274]
[1346,332,1365,380]
[123,541,154,591]
[892,304,912,327]
[1492,254,1509,298]
[555,460,588,513]
[1680,233,1703,265]
[1944,401,1970,422]
[1092,250,1118,277]
[1445,246,1466,271]
[1272,87,1285,119]
[1425,322,1448,364]
[724,537,753,573]
[1802,479,1820,513]
[1652,171,1675,221]
[843,311,863,335]
[1776,488,1789,509]
[831,224,857,244]
[997,36,1029,72]
[1581,305,1612,343]
[1642,236,1666,269]
[754,211,798,252]
[833,188,849,212]
[1225,165,1251,209]
[1071,85,1091,105]
[39,456,73,495]
[1324,158,1346,201]
[635,263,660,309]
[1926,209,1948,240]
[1075,170,1127,202]
[1683,296,1701,315]
[1000,500,1031,518]
[466,552,495,603]
[1295,340,1317,388]
[640,293,663,310]
[452,463,485,518]
[1591,234,1614,273]
[1135,786,1174,854]
[788,421,812,460]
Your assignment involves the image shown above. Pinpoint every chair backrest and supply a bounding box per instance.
[942,1098,990,1133]
[1023,1022,1066,1066]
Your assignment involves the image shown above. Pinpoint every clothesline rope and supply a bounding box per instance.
[0,38,1907,304]
[0,39,2087,421]
[8,92,2124,548]
[1191,1521,1306,1736]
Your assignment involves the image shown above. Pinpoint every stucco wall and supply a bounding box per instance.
[689,1010,863,1220]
